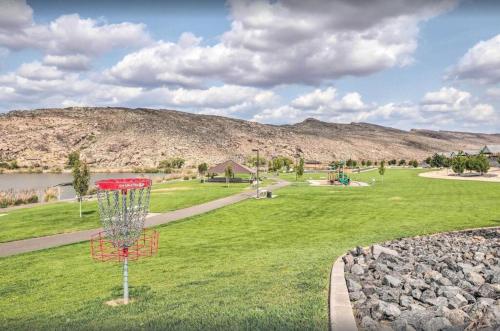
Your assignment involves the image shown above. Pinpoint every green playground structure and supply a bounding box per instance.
[328,160,351,185]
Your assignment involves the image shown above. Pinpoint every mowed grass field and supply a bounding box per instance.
[0,180,253,243]
[1,169,499,330]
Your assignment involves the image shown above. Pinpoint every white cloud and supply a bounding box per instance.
[421,87,471,112]
[486,87,500,99]
[450,34,500,84]
[107,0,456,88]
[0,0,33,30]
[0,1,150,71]
[42,54,91,71]
[251,87,369,123]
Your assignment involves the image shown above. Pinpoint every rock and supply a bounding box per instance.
[437,286,461,299]
[408,278,429,290]
[392,318,416,331]
[474,252,485,262]
[443,308,469,326]
[448,293,468,309]
[351,264,364,275]
[420,289,437,305]
[465,271,485,286]
[343,254,355,269]
[437,277,452,286]
[360,316,379,331]
[372,244,399,259]
[376,301,401,321]
[346,279,362,292]
[476,283,496,299]
[383,275,402,288]
[349,291,366,302]
[411,289,422,300]
[400,295,413,308]
[424,317,452,331]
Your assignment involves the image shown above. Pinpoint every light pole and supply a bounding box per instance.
[252,148,259,198]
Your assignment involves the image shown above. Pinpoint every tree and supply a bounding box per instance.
[425,156,432,165]
[361,160,366,167]
[159,157,185,170]
[389,159,397,166]
[366,160,372,167]
[451,155,466,176]
[346,159,353,168]
[296,158,304,180]
[429,153,450,168]
[72,160,90,218]
[224,165,233,187]
[475,154,490,175]
[378,160,386,182]
[411,160,418,168]
[197,162,208,177]
[398,159,406,166]
[67,151,80,168]
[247,156,267,167]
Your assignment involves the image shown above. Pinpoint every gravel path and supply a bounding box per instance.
[0,179,289,257]
[343,228,500,330]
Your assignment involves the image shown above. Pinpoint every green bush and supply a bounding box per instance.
[183,175,190,180]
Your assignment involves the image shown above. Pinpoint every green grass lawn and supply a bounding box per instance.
[0,169,498,330]
[0,180,255,243]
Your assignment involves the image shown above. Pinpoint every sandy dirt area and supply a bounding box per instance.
[419,167,500,182]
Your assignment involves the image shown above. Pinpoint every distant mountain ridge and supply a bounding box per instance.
[1,107,499,169]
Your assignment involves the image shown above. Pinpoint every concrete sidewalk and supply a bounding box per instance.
[0,180,289,258]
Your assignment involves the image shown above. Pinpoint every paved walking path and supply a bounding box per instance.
[0,179,289,258]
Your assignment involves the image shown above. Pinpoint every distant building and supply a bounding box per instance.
[207,160,255,176]
[481,144,500,156]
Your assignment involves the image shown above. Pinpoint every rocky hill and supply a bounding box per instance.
[1,107,499,170]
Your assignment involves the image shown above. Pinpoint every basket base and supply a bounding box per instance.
[105,298,135,306]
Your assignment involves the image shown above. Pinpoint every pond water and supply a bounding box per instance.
[0,173,165,200]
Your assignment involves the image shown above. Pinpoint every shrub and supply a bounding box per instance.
[0,189,38,208]
[398,159,406,166]
[183,175,190,180]
[159,157,185,169]
[191,175,197,179]
[43,188,58,202]
[198,162,208,175]
[366,160,372,167]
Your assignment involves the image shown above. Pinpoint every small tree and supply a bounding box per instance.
[366,160,372,167]
[296,158,304,180]
[451,155,466,176]
[67,151,80,168]
[411,160,418,168]
[224,165,233,187]
[398,159,406,166]
[378,160,386,182]
[198,162,208,178]
[361,160,366,167]
[72,161,90,218]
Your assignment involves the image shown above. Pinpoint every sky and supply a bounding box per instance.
[0,0,500,132]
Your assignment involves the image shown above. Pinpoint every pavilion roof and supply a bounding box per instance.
[207,160,255,175]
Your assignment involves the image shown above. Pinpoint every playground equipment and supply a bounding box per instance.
[90,178,159,304]
[328,161,351,185]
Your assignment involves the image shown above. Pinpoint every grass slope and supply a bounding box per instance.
[0,170,498,330]
[0,180,251,243]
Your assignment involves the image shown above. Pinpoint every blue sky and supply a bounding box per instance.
[1,0,500,132]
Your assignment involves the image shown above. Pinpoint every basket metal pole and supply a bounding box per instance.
[123,255,129,304]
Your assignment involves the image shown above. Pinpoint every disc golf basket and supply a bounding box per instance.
[90,178,159,304]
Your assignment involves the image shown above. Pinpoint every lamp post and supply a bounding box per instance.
[252,148,259,198]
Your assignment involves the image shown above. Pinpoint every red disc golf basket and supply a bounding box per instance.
[90,178,159,304]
